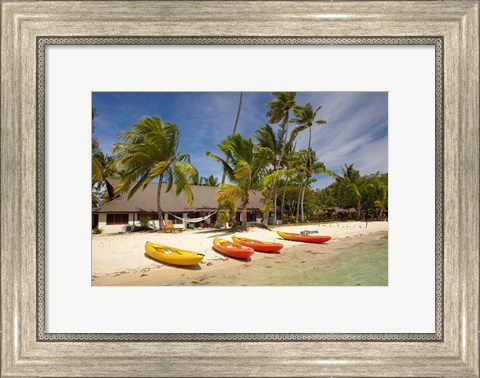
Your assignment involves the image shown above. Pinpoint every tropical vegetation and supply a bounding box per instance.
[92,93,388,230]
[205,134,270,231]
[113,116,198,229]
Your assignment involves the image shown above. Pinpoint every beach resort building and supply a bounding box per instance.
[92,178,264,233]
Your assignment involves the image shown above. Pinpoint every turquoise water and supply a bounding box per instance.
[287,236,389,286]
[195,235,389,286]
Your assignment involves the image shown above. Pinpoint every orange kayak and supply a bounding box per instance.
[213,237,254,259]
[277,231,331,244]
[231,235,283,253]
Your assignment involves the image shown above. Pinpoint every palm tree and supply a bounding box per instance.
[92,150,117,184]
[188,175,201,185]
[290,103,327,222]
[265,92,298,223]
[201,175,219,187]
[254,124,283,224]
[113,116,198,228]
[218,199,237,228]
[291,103,326,152]
[277,138,300,222]
[91,107,121,207]
[366,179,388,220]
[295,149,333,222]
[92,151,117,207]
[206,134,270,231]
[339,163,362,220]
[221,92,243,184]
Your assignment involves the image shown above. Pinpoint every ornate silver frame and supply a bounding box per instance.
[2,1,478,376]
[36,36,444,343]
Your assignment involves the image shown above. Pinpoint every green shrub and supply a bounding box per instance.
[139,216,151,228]
[92,227,103,234]
[132,216,153,231]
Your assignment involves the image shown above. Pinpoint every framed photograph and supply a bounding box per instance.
[1,1,478,376]
[90,90,389,288]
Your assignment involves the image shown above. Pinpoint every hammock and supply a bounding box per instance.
[165,211,218,224]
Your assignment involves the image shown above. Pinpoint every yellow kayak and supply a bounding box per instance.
[145,242,204,266]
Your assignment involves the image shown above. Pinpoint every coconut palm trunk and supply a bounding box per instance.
[264,167,276,225]
[157,174,164,229]
[295,172,305,223]
[377,203,385,221]
[274,118,291,224]
[295,178,302,222]
[206,134,269,233]
[221,92,243,184]
[280,177,288,221]
[266,92,298,225]
[290,104,327,223]
[241,200,249,231]
[300,182,307,222]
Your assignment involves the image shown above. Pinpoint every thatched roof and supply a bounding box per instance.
[93,178,264,213]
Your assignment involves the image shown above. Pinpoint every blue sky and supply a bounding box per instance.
[92,92,388,190]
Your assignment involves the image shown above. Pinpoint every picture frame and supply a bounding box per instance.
[1,1,478,376]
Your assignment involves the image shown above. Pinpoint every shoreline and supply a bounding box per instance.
[92,221,388,286]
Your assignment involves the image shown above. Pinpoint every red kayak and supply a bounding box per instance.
[277,231,331,244]
[231,235,283,253]
[213,237,254,259]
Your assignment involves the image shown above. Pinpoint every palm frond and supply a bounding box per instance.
[172,161,197,205]
[205,151,235,182]
[233,160,252,189]
[145,161,171,186]
[215,184,244,203]
[92,156,104,182]
[113,116,198,207]
[261,168,295,187]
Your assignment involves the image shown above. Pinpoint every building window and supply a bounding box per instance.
[106,214,129,225]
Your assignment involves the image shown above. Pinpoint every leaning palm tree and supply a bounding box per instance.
[290,103,326,152]
[221,92,244,184]
[113,116,198,228]
[206,134,270,231]
[92,151,117,207]
[265,92,298,223]
[92,150,117,185]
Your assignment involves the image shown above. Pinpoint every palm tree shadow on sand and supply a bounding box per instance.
[194,230,235,238]
[143,253,202,270]
[193,226,242,238]
[195,224,272,238]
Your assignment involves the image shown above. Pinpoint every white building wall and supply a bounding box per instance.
[97,213,185,234]
[98,213,107,229]
[97,213,135,234]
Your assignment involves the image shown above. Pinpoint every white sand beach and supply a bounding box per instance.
[92,221,388,286]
